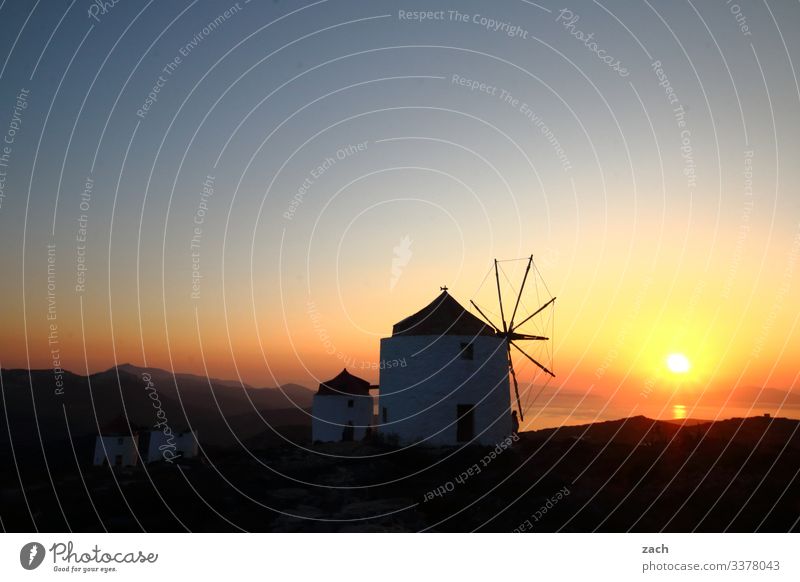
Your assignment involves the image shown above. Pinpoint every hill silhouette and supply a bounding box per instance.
[0,365,313,452]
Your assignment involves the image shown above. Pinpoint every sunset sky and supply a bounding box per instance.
[0,0,798,424]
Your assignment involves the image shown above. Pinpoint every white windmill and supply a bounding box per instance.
[377,254,555,446]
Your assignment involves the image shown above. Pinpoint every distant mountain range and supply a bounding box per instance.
[0,364,315,451]
[702,385,800,408]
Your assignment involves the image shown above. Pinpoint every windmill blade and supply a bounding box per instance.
[469,300,501,333]
[507,344,524,421]
[509,333,550,341]
[494,259,508,333]
[512,296,556,331]
[512,341,555,377]
[508,254,533,330]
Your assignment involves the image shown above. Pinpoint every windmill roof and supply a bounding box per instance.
[317,368,371,396]
[392,291,494,337]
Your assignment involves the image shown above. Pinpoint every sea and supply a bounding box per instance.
[520,390,800,431]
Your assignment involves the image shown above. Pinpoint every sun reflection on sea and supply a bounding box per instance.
[673,404,687,420]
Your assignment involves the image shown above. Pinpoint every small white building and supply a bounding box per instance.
[378,290,512,446]
[146,430,200,463]
[92,418,140,467]
[312,369,375,442]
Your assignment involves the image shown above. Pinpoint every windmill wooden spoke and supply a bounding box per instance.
[508,255,533,330]
[509,333,550,341]
[469,300,501,333]
[512,341,555,377]
[512,296,557,331]
[494,259,508,333]
[507,344,524,421]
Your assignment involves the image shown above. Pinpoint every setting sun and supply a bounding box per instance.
[666,353,691,374]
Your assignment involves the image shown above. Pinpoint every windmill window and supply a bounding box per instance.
[347,399,354,408]
[460,342,474,360]
[117,437,124,445]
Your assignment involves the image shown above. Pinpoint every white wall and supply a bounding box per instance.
[92,435,140,467]
[312,394,374,442]
[147,430,199,463]
[378,335,512,446]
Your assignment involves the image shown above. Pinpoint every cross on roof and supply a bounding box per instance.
[440,285,448,292]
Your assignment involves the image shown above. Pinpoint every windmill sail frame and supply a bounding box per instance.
[471,255,556,421]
